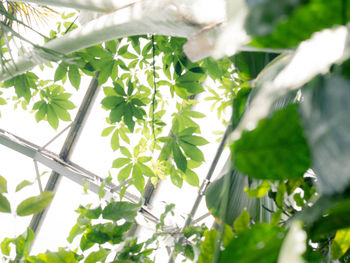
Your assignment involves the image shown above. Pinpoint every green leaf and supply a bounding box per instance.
[101,126,115,137]
[332,228,350,259]
[47,105,59,130]
[101,96,124,109]
[16,180,33,192]
[16,191,54,216]
[232,104,311,180]
[170,169,183,188]
[0,175,7,193]
[67,224,86,244]
[85,247,110,263]
[112,158,131,168]
[120,146,132,158]
[114,81,126,96]
[68,66,80,89]
[109,103,125,123]
[244,180,271,198]
[234,210,250,233]
[111,129,120,151]
[78,205,102,219]
[180,135,209,146]
[102,201,140,221]
[0,194,11,213]
[300,74,350,194]
[250,0,348,48]
[51,103,71,122]
[35,103,47,122]
[172,143,187,172]
[159,141,173,161]
[184,245,194,260]
[54,64,67,82]
[1,238,14,256]
[220,224,286,263]
[36,250,78,263]
[0,97,7,105]
[183,169,199,187]
[124,104,135,132]
[179,140,204,162]
[118,163,133,182]
[80,235,94,251]
[206,162,275,225]
[97,60,114,85]
[132,164,145,193]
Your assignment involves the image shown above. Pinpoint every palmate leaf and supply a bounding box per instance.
[300,73,350,194]
[232,104,310,180]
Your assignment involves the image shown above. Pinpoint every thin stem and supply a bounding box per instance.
[151,34,157,151]
[40,123,72,150]
[33,160,43,193]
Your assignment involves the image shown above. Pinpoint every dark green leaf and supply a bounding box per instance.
[172,143,187,172]
[220,224,286,263]
[16,191,54,216]
[54,64,67,82]
[184,245,194,260]
[109,103,125,123]
[102,201,140,221]
[232,104,310,180]
[68,66,80,89]
[231,52,278,80]
[101,96,124,109]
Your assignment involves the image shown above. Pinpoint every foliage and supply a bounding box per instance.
[1,1,350,263]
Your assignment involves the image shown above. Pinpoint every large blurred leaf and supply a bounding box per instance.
[231,52,278,80]
[233,25,350,141]
[250,0,349,48]
[245,0,303,37]
[332,228,350,260]
[309,198,350,240]
[300,74,350,194]
[232,104,310,180]
[205,159,275,225]
[220,223,286,263]
[16,191,54,216]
